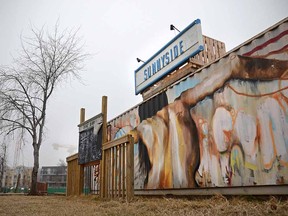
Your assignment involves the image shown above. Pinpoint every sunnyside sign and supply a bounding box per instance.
[134,19,204,95]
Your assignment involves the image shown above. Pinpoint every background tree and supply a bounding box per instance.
[0,23,87,195]
[0,139,8,192]
[57,159,67,167]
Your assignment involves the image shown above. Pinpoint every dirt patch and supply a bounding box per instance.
[0,194,287,216]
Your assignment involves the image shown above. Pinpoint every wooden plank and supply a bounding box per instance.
[207,37,213,62]
[220,42,226,56]
[122,143,126,198]
[66,153,78,162]
[203,36,208,63]
[126,136,134,201]
[69,160,73,196]
[75,108,85,196]
[205,36,210,62]
[126,142,131,200]
[66,161,71,196]
[83,160,100,167]
[130,136,134,199]
[111,147,115,198]
[114,146,119,197]
[100,96,108,198]
[214,40,220,59]
[104,151,109,198]
[78,164,84,195]
[212,39,216,58]
[80,108,85,125]
[108,149,112,198]
[103,135,130,150]
[207,37,211,62]
[118,145,122,197]
[102,96,108,144]
[75,161,78,195]
[100,155,105,198]
[106,149,110,198]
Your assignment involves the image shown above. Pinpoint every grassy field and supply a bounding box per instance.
[0,194,287,216]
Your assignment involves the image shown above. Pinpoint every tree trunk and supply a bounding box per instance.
[0,145,7,192]
[30,144,39,195]
[0,158,4,192]
[14,173,20,193]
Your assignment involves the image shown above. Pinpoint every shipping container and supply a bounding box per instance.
[105,18,288,195]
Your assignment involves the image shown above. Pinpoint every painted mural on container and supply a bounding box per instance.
[108,21,288,189]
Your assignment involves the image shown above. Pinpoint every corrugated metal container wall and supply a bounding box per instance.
[108,18,288,190]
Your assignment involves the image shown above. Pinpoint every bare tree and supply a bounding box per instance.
[0,23,87,195]
[57,159,67,167]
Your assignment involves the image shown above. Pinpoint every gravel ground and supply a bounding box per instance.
[0,194,287,216]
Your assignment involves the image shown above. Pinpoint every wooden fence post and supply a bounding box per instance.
[80,108,85,124]
[100,96,108,198]
[78,108,85,195]
[126,135,134,201]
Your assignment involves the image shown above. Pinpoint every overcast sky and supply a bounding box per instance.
[0,0,287,167]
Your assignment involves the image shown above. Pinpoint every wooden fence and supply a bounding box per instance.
[193,35,226,65]
[37,182,48,195]
[66,135,135,200]
[100,135,134,201]
[66,153,84,196]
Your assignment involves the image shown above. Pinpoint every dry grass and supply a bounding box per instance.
[0,194,287,216]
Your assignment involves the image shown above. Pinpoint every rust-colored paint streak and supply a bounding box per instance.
[223,130,232,145]
[243,30,288,56]
[272,94,286,112]
[196,119,205,164]
[250,44,288,58]
[263,121,277,170]
[227,82,288,98]
[234,56,288,80]
[180,56,288,108]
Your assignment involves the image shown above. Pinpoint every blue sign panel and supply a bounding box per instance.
[134,19,204,95]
